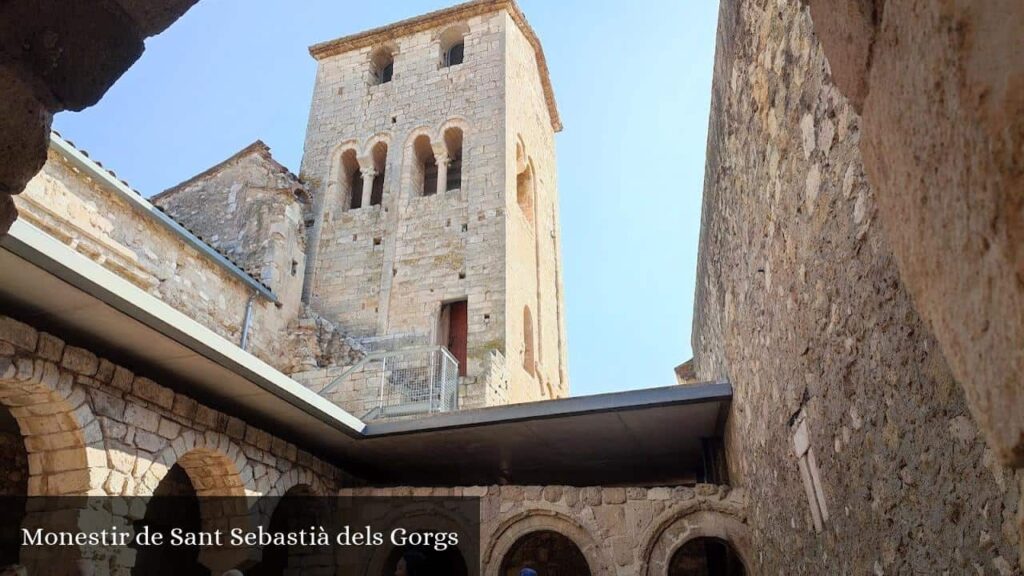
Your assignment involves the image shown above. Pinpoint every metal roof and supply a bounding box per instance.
[0,221,729,485]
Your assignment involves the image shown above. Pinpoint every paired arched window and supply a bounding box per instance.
[340,142,388,210]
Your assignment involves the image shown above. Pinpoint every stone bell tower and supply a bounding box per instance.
[299,0,567,409]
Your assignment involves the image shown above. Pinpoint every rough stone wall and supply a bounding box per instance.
[300,7,566,411]
[0,312,342,575]
[342,484,749,576]
[804,0,1024,468]
[153,142,309,315]
[16,142,313,373]
[0,312,341,498]
[692,1,1021,574]
[503,12,568,403]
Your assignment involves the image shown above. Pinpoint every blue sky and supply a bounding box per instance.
[54,1,721,396]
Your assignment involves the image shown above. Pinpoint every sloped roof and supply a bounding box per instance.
[152,140,303,203]
[48,132,275,298]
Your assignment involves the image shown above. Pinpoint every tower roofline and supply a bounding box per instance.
[308,0,562,132]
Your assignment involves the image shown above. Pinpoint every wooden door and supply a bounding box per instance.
[446,300,468,376]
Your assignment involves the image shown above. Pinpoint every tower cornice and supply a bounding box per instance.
[308,0,562,132]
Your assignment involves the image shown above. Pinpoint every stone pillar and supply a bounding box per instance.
[360,168,377,207]
[435,152,450,196]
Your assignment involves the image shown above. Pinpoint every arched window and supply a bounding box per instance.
[443,127,463,192]
[439,24,468,68]
[517,161,535,228]
[413,134,438,196]
[500,531,590,576]
[370,47,394,85]
[668,537,747,576]
[340,148,362,210]
[523,305,535,376]
[369,141,388,206]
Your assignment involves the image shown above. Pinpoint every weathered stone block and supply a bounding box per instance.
[36,332,65,361]
[0,316,37,351]
[602,487,626,505]
[157,417,180,440]
[61,346,98,375]
[109,366,134,392]
[90,389,126,420]
[124,404,160,433]
[131,377,173,410]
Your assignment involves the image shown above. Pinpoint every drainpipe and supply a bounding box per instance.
[240,293,256,351]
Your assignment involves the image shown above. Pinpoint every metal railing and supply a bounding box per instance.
[319,344,459,420]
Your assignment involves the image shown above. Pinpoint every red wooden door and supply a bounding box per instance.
[447,300,468,376]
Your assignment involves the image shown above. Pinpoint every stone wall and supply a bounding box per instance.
[804,0,1024,469]
[341,484,749,575]
[503,11,568,403]
[692,1,1021,574]
[153,141,309,315]
[16,140,315,374]
[0,312,341,573]
[300,5,567,411]
[0,312,340,497]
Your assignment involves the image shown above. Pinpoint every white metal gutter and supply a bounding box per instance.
[49,133,277,303]
[1,219,364,436]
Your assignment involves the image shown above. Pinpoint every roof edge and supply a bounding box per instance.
[48,133,277,301]
[153,139,302,202]
[308,0,562,132]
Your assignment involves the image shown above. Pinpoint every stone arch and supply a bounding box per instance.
[368,45,396,85]
[363,135,390,206]
[404,126,439,197]
[0,358,107,496]
[437,23,470,67]
[439,118,468,193]
[364,503,474,576]
[248,481,334,576]
[142,430,253,496]
[138,437,257,574]
[267,466,326,498]
[363,132,392,159]
[483,510,612,576]
[640,508,752,576]
[516,158,536,228]
[326,140,362,212]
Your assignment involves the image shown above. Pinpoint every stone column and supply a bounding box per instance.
[360,168,377,207]
[435,152,450,196]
